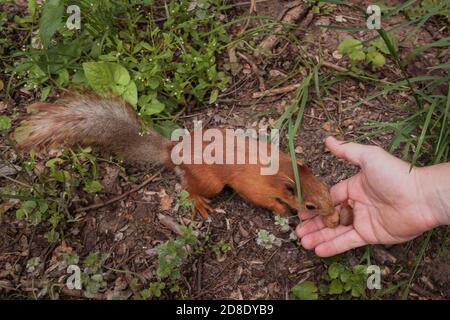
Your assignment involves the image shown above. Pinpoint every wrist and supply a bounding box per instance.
[417,163,450,227]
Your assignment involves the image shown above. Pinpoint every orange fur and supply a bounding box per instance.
[14,93,337,226]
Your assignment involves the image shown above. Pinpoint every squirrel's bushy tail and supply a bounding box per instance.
[14,93,171,167]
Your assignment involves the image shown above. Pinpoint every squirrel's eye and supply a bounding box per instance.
[286,184,295,195]
[305,202,318,210]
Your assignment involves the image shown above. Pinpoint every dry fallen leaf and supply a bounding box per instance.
[158,189,173,211]
[294,146,303,154]
[332,50,343,60]
[335,15,346,22]
[269,69,287,78]
[101,165,120,193]
[229,288,244,300]
[322,121,333,132]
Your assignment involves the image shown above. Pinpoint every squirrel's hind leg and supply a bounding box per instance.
[189,193,214,219]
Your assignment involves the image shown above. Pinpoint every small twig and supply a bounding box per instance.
[74,169,163,213]
[0,173,32,189]
[237,51,266,91]
[252,61,349,98]
[321,61,348,73]
[196,257,203,294]
[264,248,280,266]
[252,83,300,98]
[16,226,37,283]
[258,3,309,52]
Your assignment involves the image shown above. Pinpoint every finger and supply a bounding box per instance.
[300,224,354,250]
[329,178,350,206]
[314,229,367,257]
[295,215,325,238]
[299,211,317,220]
[325,136,368,166]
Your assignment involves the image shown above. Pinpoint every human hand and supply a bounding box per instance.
[296,136,448,257]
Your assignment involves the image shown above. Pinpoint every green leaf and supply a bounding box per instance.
[371,37,390,54]
[148,77,160,90]
[329,279,344,295]
[39,0,64,48]
[121,81,138,107]
[340,269,352,283]
[56,69,70,86]
[28,0,37,17]
[83,62,136,106]
[83,62,115,89]
[291,281,319,300]
[141,97,165,116]
[328,262,343,280]
[348,50,366,61]
[338,38,363,54]
[153,120,180,138]
[352,265,367,275]
[84,180,103,193]
[209,89,219,104]
[40,86,52,101]
[367,51,386,67]
[16,200,37,220]
[0,115,12,131]
[45,229,60,243]
[111,64,130,86]
[83,62,131,88]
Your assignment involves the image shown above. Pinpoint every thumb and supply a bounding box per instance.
[325,136,369,166]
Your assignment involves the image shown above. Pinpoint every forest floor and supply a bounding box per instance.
[0,0,449,299]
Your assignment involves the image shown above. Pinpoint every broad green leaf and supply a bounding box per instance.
[84,180,103,193]
[340,269,352,283]
[45,229,60,243]
[122,81,138,107]
[0,115,11,131]
[209,89,219,104]
[348,50,366,61]
[72,70,87,84]
[148,77,160,90]
[56,68,69,86]
[16,200,37,220]
[39,0,64,48]
[367,51,386,67]
[40,86,52,101]
[371,37,390,54]
[291,281,319,300]
[83,62,115,89]
[141,97,165,116]
[153,120,180,138]
[353,265,367,275]
[329,279,344,295]
[110,63,130,85]
[28,0,37,17]
[328,262,343,280]
[337,38,363,54]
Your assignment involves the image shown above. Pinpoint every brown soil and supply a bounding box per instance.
[0,0,449,300]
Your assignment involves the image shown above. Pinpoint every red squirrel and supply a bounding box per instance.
[13,92,344,227]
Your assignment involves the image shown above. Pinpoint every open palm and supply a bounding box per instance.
[296,137,443,257]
